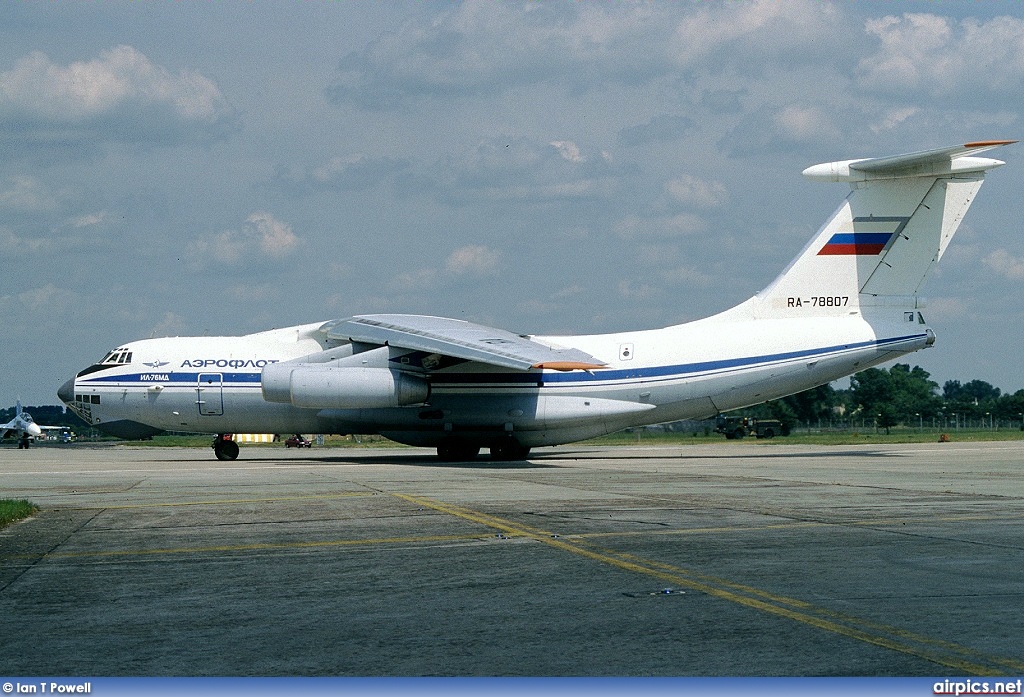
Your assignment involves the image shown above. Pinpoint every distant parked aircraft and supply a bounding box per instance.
[1,400,58,448]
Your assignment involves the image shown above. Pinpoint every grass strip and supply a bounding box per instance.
[0,499,38,529]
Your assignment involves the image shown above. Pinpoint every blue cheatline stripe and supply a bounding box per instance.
[80,372,263,385]
[431,333,927,386]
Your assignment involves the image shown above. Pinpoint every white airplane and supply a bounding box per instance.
[2,400,44,447]
[58,140,1015,461]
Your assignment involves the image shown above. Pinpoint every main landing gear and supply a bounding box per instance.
[212,434,239,461]
[436,438,480,462]
[435,436,532,462]
[490,437,531,461]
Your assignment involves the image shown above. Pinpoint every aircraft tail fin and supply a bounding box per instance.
[729,141,1015,320]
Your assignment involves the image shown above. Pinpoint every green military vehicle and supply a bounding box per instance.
[714,415,784,439]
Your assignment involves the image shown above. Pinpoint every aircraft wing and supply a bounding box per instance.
[320,314,607,371]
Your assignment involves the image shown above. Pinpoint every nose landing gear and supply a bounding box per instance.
[212,434,239,461]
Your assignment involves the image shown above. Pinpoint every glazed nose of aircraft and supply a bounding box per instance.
[57,376,75,404]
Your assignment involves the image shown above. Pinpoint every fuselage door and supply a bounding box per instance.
[197,373,224,416]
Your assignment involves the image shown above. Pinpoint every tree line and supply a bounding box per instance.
[738,364,1024,434]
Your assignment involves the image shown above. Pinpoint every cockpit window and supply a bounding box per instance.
[100,348,133,365]
[77,348,132,378]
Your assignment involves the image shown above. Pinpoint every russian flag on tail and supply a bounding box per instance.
[817,232,895,255]
[817,216,910,256]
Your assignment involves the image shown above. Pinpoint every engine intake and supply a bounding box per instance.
[262,364,429,409]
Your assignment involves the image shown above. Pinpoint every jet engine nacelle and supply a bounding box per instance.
[262,364,429,409]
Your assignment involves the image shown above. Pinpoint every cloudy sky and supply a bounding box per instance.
[2,1,1023,407]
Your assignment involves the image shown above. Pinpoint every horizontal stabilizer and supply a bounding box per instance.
[321,314,607,371]
[803,140,1016,182]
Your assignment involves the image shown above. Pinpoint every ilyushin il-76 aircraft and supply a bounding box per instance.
[59,140,1014,461]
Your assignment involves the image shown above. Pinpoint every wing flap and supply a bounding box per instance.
[321,314,606,372]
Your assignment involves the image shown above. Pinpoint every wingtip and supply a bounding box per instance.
[964,140,1017,148]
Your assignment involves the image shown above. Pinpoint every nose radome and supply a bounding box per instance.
[57,377,75,404]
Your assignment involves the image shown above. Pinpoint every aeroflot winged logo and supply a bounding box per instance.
[818,216,910,255]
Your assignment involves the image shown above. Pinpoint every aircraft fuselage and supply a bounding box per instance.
[61,311,929,448]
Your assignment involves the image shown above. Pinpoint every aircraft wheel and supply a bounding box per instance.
[212,436,239,461]
[437,439,480,462]
[490,439,531,461]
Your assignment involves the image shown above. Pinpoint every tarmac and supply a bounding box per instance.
[0,440,1022,676]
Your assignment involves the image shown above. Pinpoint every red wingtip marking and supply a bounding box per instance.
[532,361,608,372]
[963,140,1017,148]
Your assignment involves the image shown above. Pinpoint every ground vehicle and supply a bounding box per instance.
[714,416,784,439]
[285,434,312,448]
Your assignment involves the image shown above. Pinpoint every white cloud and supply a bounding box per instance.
[192,212,300,265]
[665,175,727,209]
[227,284,278,302]
[387,245,500,293]
[149,311,188,338]
[390,267,440,293]
[615,213,706,241]
[0,45,232,151]
[983,249,1024,280]
[870,106,920,133]
[329,0,846,111]
[274,154,409,194]
[660,265,714,287]
[0,45,226,122]
[671,0,843,66]
[446,245,499,275]
[0,176,57,212]
[69,212,106,228]
[0,226,49,254]
[247,212,299,257]
[431,136,615,205]
[17,283,77,313]
[774,104,840,142]
[617,279,659,300]
[550,140,584,163]
[858,13,1024,96]
[922,296,969,322]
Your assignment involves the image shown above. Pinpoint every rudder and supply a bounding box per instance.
[737,141,1013,319]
